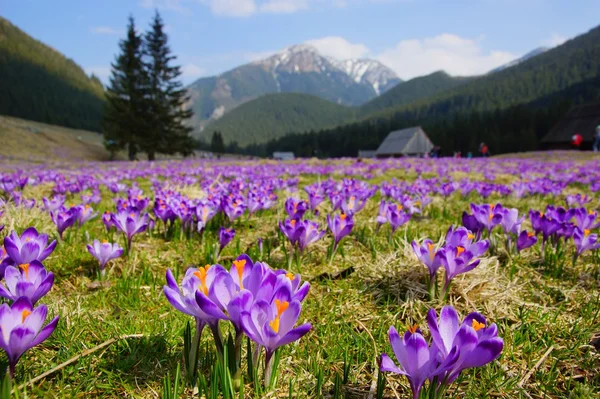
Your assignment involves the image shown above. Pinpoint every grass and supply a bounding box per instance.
[1,156,599,398]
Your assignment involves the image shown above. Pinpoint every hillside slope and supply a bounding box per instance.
[358,71,472,116]
[0,17,105,131]
[367,25,600,122]
[203,93,356,146]
[0,116,110,163]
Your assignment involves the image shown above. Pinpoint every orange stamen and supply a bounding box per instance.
[427,242,435,261]
[269,300,289,333]
[233,259,246,289]
[286,272,295,280]
[19,263,30,279]
[193,265,211,295]
[472,319,485,331]
[467,233,475,240]
[340,213,347,220]
[408,324,419,334]
[527,232,535,238]
[290,220,296,227]
[21,309,31,323]
[584,229,591,237]
[456,246,465,256]
[102,239,108,244]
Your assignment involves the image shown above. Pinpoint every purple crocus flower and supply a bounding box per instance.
[573,228,600,255]
[285,198,308,220]
[279,219,301,247]
[445,226,489,257]
[42,195,65,213]
[0,297,59,376]
[471,204,503,233]
[196,201,217,232]
[516,231,537,252]
[86,240,124,274]
[74,204,98,226]
[0,261,54,305]
[388,208,411,233]
[223,197,247,222]
[341,195,366,216]
[50,206,77,239]
[437,246,481,291]
[240,287,311,383]
[566,194,591,207]
[163,265,229,346]
[499,207,524,236]
[296,220,326,252]
[376,200,388,227]
[462,211,484,236]
[327,213,354,250]
[380,325,458,399]
[574,208,600,231]
[427,306,504,383]
[102,211,114,232]
[412,238,441,278]
[3,227,57,266]
[111,208,149,249]
[218,227,235,253]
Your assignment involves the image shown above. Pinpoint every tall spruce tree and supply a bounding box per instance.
[143,11,193,161]
[103,16,148,160]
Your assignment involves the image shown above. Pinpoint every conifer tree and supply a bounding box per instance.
[103,16,148,160]
[142,11,193,160]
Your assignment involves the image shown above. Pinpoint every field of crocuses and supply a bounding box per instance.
[0,154,599,398]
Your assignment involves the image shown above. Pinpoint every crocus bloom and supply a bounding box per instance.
[163,265,229,341]
[296,220,326,252]
[223,198,247,222]
[516,231,537,252]
[75,204,98,226]
[471,204,503,232]
[111,208,149,248]
[327,213,354,249]
[285,198,308,220]
[86,240,124,272]
[0,261,54,305]
[499,207,524,236]
[341,195,366,216]
[196,201,217,231]
[42,195,65,213]
[445,226,489,257]
[218,227,235,253]
[279,219,300,246]
[462,212,484,235]
[3,227,57,266]
[437,246,481,289]
[573,228,600,255]
[102,211,114,232]
[50,207,77,239]
[380,325,457,399]
[574,208,600,231]
[427,306,504,383]
[412,238,442,280]
[0,297,59,376]
[240,286,311,368]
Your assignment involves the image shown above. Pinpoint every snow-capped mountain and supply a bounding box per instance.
[489,47,549,74]
[185,44,402,133]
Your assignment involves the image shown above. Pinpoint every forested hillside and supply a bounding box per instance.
[203,93,356,146]
[0,17,105,131]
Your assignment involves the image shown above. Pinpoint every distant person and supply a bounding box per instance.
[572,133,583,150]
[594,125,600,152]
[479,142,490,157]
[467,152,473,159]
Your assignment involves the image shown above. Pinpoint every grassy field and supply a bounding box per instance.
[0,157,599,398]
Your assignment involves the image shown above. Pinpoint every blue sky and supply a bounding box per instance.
[3,0,599,84]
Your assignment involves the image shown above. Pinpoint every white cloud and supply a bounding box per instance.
[205,0,257,17]
[543,33,567,47]
[89,26,122,35]
[376,33,516,79]
[305,36,369,59]
[181,63,206,79]
[259,0,309,13]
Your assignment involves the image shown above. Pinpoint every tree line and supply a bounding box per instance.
[103,12,193,161]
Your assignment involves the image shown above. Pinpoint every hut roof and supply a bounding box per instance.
[542,103,600,143]
[375,126,434,156]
